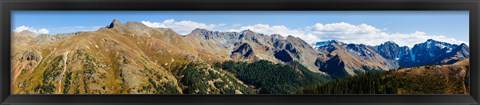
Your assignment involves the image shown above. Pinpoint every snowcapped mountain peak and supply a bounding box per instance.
[312,40,341,48]
[426,39,435,42]
[383,41,397,45]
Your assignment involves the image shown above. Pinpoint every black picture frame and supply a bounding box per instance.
[1,0,479,105]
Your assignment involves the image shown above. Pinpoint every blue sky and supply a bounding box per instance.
[12,11,469,47]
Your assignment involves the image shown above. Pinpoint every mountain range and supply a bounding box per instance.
[11,19,470,94]
[312,39,469,77]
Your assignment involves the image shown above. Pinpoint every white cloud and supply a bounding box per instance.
[58,26,103,33]
[229,24,302,36]
[14,25,50,34]
[227,24,320,43]
[225,22,468,47]
[307,22,467,47]
[138,19,467,47]
[231,24,243,27]
[309,22,382,35]
[38,28,50,34]
[72,26,102,30]
[141,19,225,35]
[141,21,166,28]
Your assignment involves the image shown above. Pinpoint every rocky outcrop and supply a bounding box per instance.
[11,49,43,83]
[314,40,397,77]
[274,50,293,62]
[231,43,255,61]
[12,31,37,46]
[104,19,150,35]
[373,41,410,68]
[185,29,323,73]
[313,39,470,78]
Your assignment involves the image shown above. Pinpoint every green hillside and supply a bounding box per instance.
[214,60,331,94]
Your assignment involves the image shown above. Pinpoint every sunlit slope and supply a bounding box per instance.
[300,59,469,94]
[12,20,252,94]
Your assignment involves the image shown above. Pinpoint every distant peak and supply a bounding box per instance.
[191,28,210,34]
[18,30,36,34]
[271,34,284,39]
[241,29,254,33]
[106,19,123,29]
[426,39,437,42]
[286,35,296,38]
[382,41,398,45]
[323,40,339,43]
[385,41,396,44]
[193,28,208,31]
[315,40,340,44]
[112,19,122,24]
[313,40,341,48]
[424,39,450,45]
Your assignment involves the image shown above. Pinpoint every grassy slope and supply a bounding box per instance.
[300,59,470,94]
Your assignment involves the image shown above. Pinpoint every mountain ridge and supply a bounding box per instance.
[11,19,470,94]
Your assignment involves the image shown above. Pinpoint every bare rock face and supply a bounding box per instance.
[106,19,122,29]
[374,41,412,68]
[315,55,347,77]
[374,39,470,68]
[231,43,255,61]
[312,39,470,78]
[185,29,324,73]
[104,19,150,35]
[11,49,43,83]
[407,39,470,67]
[440,43,469,64]
[314,41,395,78]
[274,50,293,62]
[35,34,73,44]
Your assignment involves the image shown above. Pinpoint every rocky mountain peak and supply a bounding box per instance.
[459,43,468,47]
[271,34,283,38]
[18,30,36,34]
[106,19,122,29]
[423,39,453,48]
[240,29,258,37]
[313,40,341,48]
[426,39,436,42]
[286,35,297,39]
[241,29,254,33]
[192,28,209,33]
[382,41,397,46]
[17,30,39,38]
[104,19,150,35]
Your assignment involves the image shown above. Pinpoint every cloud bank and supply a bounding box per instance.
[141,19,467,47]
[306,22,468,47]
[142,19,225,35]
[14,25,49,34]
[18,19,465,47]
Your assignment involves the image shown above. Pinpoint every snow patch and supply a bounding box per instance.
[409,50,415,62]
[348,48,361,55]
[447,48,453,53]
[436,44,446,49]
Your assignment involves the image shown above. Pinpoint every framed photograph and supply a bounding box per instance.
[1,0,479,105]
